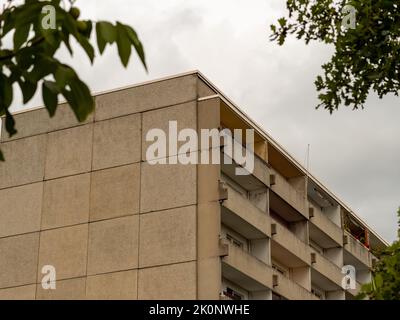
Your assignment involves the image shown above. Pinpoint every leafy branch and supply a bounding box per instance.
[0,0,147,161]
[270,0,400,113]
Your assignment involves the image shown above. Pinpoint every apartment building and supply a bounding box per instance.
[0,71,387,300]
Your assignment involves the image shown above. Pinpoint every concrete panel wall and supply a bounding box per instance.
[138,261,197,299]
[139,206,196,268]
[0,135,47,189]
[0,74,201,300]
[92,113,141,170]
[0,103,93,143]
[95,74,197,121]
[0,183,43,237]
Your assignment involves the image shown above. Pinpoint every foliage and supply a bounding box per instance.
[270,0,400,113]
[357,208,400,300]
[0,0,147,161]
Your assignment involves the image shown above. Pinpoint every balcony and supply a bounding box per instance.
[270,169,307,218]
[221,182,270,239]
[221,142,270,192]
[272,271,318,300]
[271,219,311,266]
[309,203,343,247]
[346,280,362,298]
[310,249,343,289]
[344,231,371,268]
[221,239,273,292]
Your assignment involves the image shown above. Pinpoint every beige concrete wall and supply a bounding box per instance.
[0,74,200,300]
[197,98,222,300]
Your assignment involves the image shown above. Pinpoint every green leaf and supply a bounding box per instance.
[97,21,117,43]
[55,66,94,122]
[375,274,383,288]
[29,57,58,82]
[0,75,13,109]
[13,23,31,49]
[76,34,95,63]
[5,109,17,137]
[42,81,59,117]
[96,21,117,55]
[1,9,15,37]
[18,79,37,104]
[14,2,42,28]
[54,64,75,87]
[60,31,73,55]
[79,20,93,38]
[116,22,131,67]
[278,17,287,27]
[123,24,147,70]
[96,28,107,54]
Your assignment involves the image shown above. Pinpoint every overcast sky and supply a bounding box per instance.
[5,0,400,242]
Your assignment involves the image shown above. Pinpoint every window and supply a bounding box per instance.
[271,259,289,277]
[311,287,325,300]
[272,292,287,300]
[221,279,249,300]
[226,233,244,249]
[272,264,286,276]
[223,287,244,300]
[309,240,323,255]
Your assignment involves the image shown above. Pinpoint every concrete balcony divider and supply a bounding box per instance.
[272,271,318,300]
[347,280,362,297]
[344,231,371,267]
[221,239,273,291]
[270,169,307,217]
[311,249,343,288]
[221,183,271,239]
[309,204,343,246]
[271,219,311,265]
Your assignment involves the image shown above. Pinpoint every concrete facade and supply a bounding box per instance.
[0,72,387,300]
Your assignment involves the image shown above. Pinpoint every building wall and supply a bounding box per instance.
[0,72,384,300]
[0,74,203,300]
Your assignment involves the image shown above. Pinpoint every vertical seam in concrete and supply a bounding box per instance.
[195,80,200,300]
[35,132,49,300]
[84,121,95,298]
[136,112,143,299]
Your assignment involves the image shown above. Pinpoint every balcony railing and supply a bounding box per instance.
[221,182,271,239]
[344,230,371,267]
[270,168,307,217]
[347,280,363,297]
[221,239,273,291]
[272,271,318,300]
[220,140,270,190]
[271,219,311,265]
[310,249,343,288]
[309,203,343,246]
